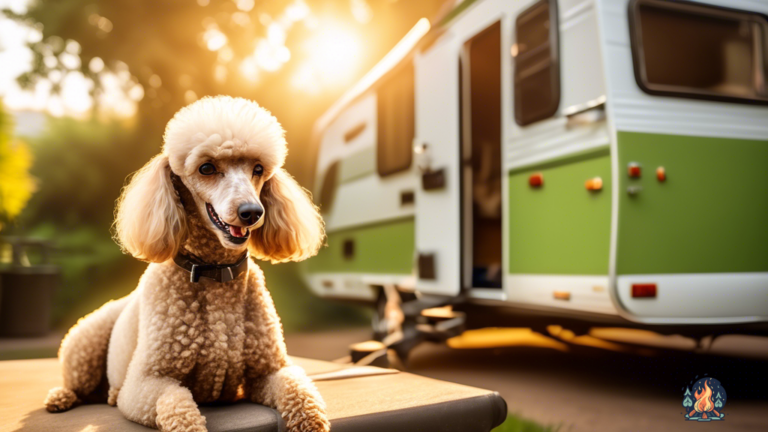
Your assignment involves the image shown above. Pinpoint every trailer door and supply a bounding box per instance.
[413,36,461,296]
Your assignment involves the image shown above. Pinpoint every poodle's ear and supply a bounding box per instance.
[249,169,325,263]
[114,154,186,263]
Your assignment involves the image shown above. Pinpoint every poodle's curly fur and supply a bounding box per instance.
[44,96,329,432]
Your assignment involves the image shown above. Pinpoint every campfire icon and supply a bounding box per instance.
[683,377,726,421]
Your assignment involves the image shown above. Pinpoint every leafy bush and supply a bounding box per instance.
[10,116,155,327]
[0,103,35,228]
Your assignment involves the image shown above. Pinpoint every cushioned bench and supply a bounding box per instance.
[0,357,507,431]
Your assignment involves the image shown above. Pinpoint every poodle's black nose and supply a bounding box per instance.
[238,202,264,225]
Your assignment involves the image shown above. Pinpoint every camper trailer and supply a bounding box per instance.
[303,0,768,349]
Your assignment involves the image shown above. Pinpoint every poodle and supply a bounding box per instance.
[44,96,330,432]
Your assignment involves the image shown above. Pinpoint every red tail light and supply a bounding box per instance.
[529,173,543,187]
[631,283,657,298]
[628,163,641,178]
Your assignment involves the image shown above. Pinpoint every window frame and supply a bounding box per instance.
[513,0,561,126]
[317,160,339,214]
[628,0,768,106]
[376,61,415,177]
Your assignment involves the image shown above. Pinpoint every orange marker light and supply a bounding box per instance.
[529,172,543,188]
[631,283,657,298]
[628,162,641,178]
[656,166,666,182]
[585,177,603,191]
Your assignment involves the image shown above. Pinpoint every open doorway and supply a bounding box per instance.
[461,21,503,289]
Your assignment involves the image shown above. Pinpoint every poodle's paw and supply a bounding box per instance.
[156,386,207,432]
[278,370,330,432]
[107,387,119,406]
[44,387,79,413]
[285,413,331,432]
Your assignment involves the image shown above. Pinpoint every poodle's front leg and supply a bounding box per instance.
[250,365,330,432]
[243,265,329,432]
[117,372,206,432]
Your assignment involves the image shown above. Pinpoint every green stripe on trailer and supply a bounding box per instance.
[306,217,415,274]
[508,148,612,275]
[616,131,768,275]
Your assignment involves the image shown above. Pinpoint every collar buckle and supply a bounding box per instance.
[190,264,201,283]
[175,253,249,284]
[221,266,235,283]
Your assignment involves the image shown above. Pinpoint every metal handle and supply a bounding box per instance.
[413,140,432,173]
[565,99,606,128]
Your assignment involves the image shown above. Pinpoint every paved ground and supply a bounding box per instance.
[285,328,768,432]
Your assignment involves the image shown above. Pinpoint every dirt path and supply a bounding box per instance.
[285,328,768,432]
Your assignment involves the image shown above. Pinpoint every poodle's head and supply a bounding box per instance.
[114,96,324,264]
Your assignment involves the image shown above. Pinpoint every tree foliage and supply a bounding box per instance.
[20,0,229,116]
[11,1,445,184]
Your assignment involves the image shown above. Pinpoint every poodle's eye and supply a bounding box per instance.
[199,163,217,175]
[253,164,264,177]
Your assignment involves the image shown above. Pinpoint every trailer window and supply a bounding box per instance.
[630,0,768,104]
[514,0,560,126]
[377,63,414,177]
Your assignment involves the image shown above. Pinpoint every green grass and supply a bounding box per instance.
[493,415,561,432]
[0,347,58,361]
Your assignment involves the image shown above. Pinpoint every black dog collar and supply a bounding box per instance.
[174,252,250,283]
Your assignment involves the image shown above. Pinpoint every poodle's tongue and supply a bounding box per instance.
[229,226,247,237]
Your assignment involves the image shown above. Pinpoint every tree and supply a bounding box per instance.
[683,387,693,407]
[8,0,446,185]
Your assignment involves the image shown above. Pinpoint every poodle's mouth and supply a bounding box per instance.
[206,203,250,244]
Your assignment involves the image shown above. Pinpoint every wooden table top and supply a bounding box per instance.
[0,357,506,432]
